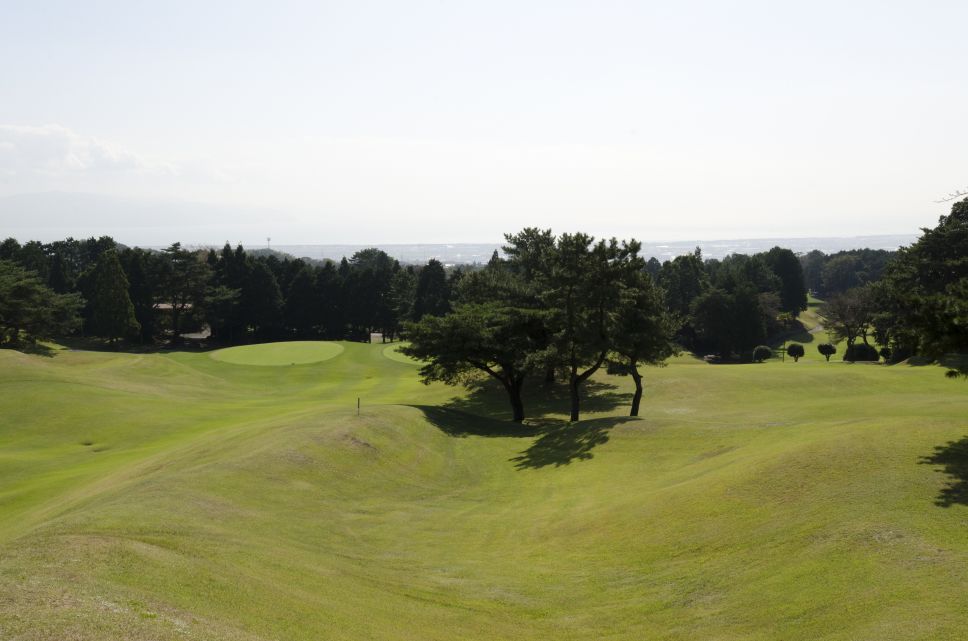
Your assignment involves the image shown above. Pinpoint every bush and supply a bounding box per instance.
[786,343,805,362]
[752,345,773,363]
[845,343,879,362]
[818,343,837,362]
[879,346,892,362]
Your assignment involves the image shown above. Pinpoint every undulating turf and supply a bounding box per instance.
[1,339,966,640]
[381,342,421,365]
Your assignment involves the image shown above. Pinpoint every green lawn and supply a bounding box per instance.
[1,341,966,640]
[210,340,345,365]
[770,298,855,362]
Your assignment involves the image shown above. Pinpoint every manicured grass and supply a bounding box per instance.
[381,342,420,365]
[770,299,854,363]
[1,341,967,640]
[210,340,344,366]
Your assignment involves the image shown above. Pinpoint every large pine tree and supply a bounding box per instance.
[0,260,83,345]
[90,250,140,343]
[413,259,450,321]
[284,266,321,337]
[880,198,968,376]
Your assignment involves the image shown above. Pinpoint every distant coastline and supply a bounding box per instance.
[167,234,916,265]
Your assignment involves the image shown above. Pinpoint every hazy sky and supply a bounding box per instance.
[1,0,966,245]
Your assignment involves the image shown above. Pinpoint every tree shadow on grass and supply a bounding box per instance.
[56,336,225,355]
[508,416,637,469]
[410,378,637,469]
[0,342,57,357]
[412,405,540,438]
[902,355,968,374]
[435,377,627,423]
[920,437,968,507]
[770,319,816,347]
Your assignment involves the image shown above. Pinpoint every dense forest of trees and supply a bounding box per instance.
[2,197,966,410]
[0,237,460,347]
[799,248,897,297]
[875,199,968,377]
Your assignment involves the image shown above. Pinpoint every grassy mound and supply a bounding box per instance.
[381,342,420,365]
[210,340,344,366]
[1,343,967,640]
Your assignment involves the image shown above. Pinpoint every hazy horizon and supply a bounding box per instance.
[2,2,967,244]
[253,234,919,264]
[0,190,938,249]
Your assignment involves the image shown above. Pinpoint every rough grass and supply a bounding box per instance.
[1,341,966,640]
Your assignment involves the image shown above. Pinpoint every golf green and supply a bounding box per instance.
[210,340,344,365]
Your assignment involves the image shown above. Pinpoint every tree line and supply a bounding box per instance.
[1,233,807,364]
[0,238,460,347]
[2,198,965,417]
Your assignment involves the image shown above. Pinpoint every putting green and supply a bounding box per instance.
[210,341,344,366]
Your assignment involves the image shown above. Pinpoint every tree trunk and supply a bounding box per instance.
[474,361,527,423]
[569,351,607,423]
[505,378,526,422]
[629,363,643,417]
[171,306,182,344]
[544,365,556,384]
[569,369,581,422]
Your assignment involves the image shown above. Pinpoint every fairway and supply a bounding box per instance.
[210,340,344,365]
[2,342,967,640]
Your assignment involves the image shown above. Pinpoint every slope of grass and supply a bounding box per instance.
[1,341,966,640]
[772,297,857,363]
[381,342,421,365]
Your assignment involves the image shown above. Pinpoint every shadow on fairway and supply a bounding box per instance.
[1,342,57,357]
[412,390,637,469]
[413,405,539,438]
[509,416,637,469]
[56,336,221,355]
[920,436,968,507]
[435,378,627,422]
[904,355,968,373]
[775,320,816,345]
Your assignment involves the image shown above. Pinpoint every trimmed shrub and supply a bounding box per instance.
[786,343,805,362]
[845,343,879,362]
[752,345,773,363]
[818,343,837,362]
